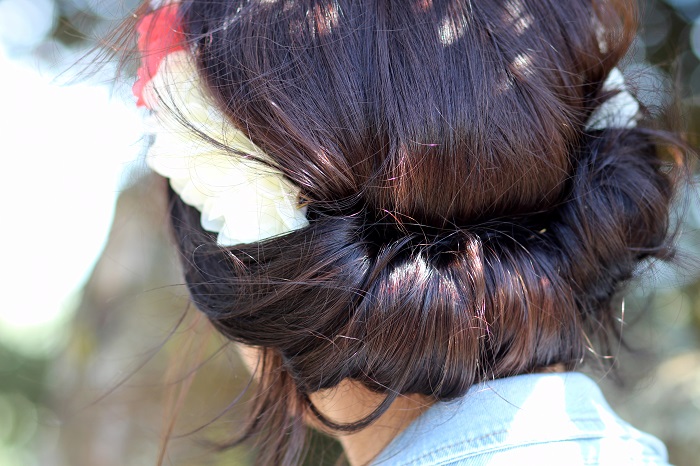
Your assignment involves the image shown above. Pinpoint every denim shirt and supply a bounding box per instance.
[372,372,670,465]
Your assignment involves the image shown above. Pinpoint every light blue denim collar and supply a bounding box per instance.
[371,372,668,465]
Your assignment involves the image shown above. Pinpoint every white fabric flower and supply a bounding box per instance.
[142,50,309,246]
[586,67,640,130]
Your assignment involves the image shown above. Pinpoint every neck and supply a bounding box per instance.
[309,381,432,466]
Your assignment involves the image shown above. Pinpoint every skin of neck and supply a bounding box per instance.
[309,381,432,466]
[236,345,431,465]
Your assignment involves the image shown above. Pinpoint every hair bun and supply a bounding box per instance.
[172,121,675,399]
[549,129,674,309]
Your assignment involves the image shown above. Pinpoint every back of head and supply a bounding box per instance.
[151,0,679,463]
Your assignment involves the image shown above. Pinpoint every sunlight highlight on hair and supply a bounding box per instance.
[511,52,535,78]
[503,0,533,36]
[438,12,468,46]
[313,2,340,36]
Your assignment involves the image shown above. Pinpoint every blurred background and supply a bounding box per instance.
[0,0,699,465]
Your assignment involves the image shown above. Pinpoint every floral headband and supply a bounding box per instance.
[134,4,639,247]
[134,4,308,246]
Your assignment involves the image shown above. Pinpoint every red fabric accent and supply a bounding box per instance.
[132,4,185,108]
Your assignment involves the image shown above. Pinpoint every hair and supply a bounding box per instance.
[138,0,686,464]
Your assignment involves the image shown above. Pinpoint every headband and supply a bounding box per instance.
[134,4,639,247]
[134,4,308,246]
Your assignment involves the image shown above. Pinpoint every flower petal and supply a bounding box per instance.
[139,43,308,246]
[586,67,640,130]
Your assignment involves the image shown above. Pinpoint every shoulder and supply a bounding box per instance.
[372,373,670,466]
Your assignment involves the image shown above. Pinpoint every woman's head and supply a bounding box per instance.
[137,0,681,463]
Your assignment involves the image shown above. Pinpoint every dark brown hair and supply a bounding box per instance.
[148,0,684,464]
